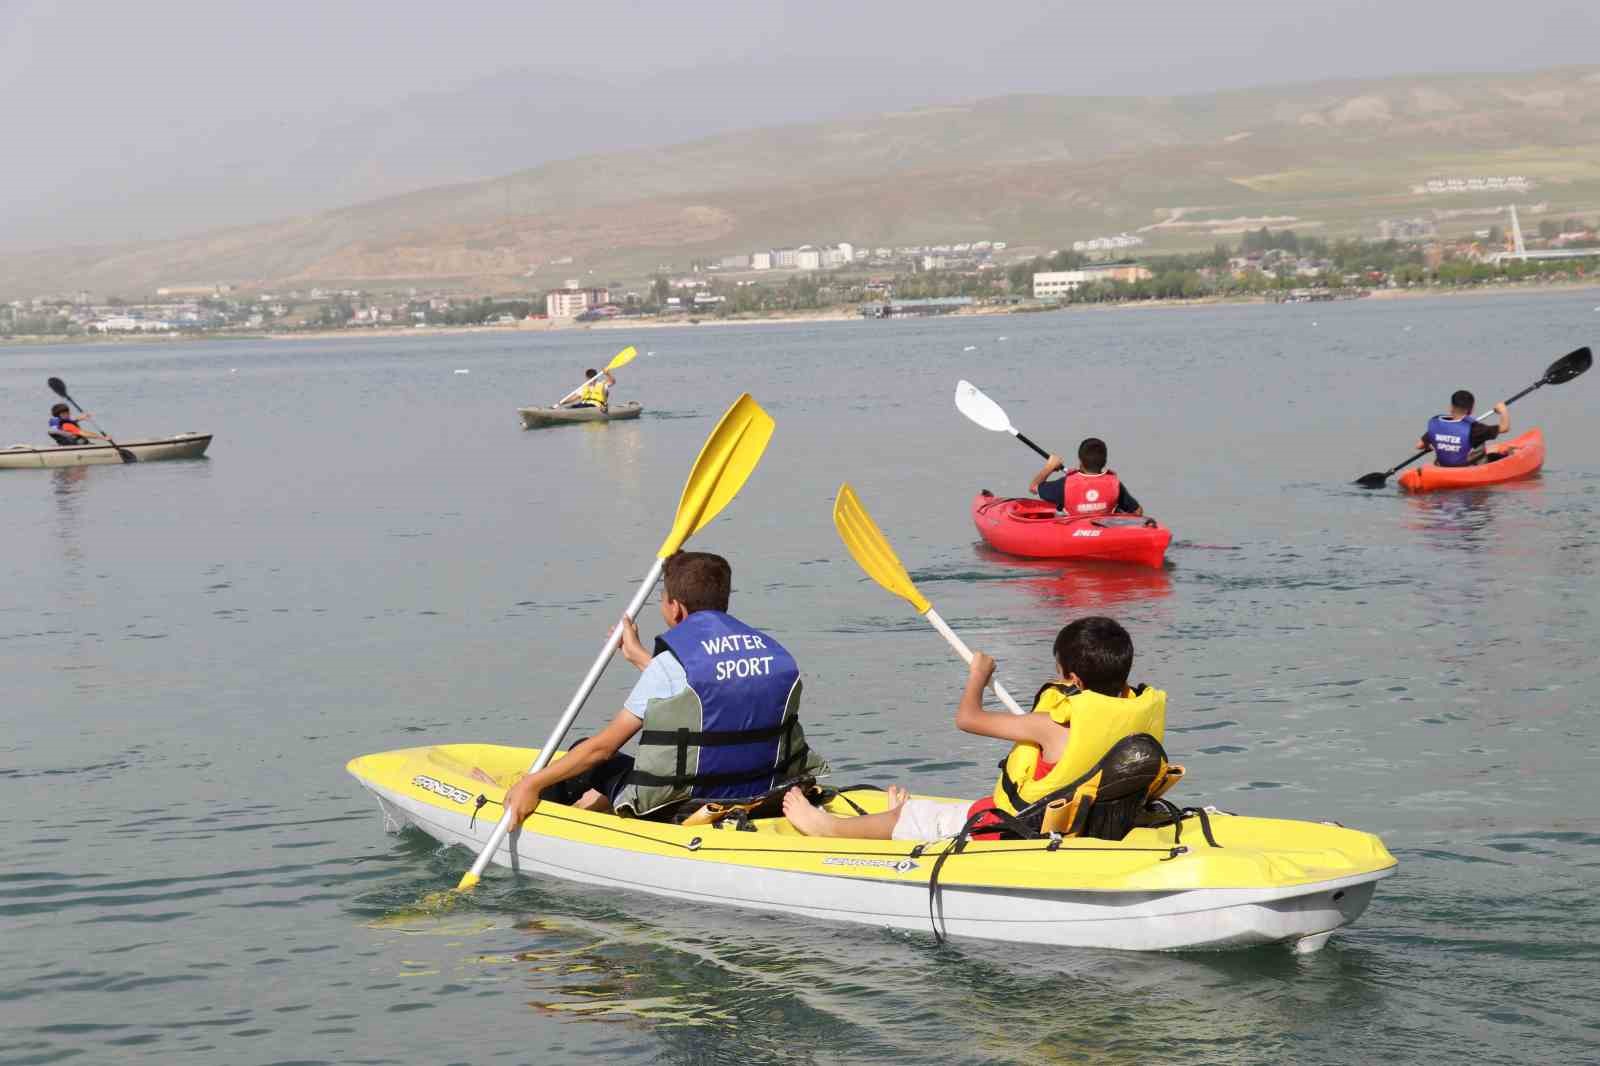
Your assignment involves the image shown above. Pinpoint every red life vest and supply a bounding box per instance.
[1060,470,1120,516]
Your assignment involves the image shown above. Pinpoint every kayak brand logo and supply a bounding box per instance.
[1085,489,1101,502]
[413,774,472,805]
[1071,529,1102,538]
[822,856,920,872]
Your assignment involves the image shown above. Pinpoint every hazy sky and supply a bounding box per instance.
[4,0,1598,249]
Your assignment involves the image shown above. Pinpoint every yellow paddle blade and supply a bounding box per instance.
[832,483,931,615]
[657,394,775,558]
[606,345,639,372]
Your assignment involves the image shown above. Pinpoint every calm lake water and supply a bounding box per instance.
[3,291,1598,1065]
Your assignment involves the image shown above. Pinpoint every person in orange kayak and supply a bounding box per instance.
[565,367,615,410]
[1029,437,1141,516]
[1418,390,1509,466]
[781,616,1166,841]
[48,403,106,446]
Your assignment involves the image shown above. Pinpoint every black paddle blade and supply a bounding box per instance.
[1544,346,1592,385]
[47,376,69,398]
[1354,472,1389,489]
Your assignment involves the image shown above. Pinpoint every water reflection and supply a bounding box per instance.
[363,854,1395,1066]
[972,546,1173,609]
[1401,478,1547,557]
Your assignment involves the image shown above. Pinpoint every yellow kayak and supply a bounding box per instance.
[348,743,1396,953]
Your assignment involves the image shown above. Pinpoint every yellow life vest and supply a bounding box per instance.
[577,380,609,407]
[991,682,1167,814]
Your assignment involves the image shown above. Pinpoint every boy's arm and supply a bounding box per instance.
[952,653,1060,748]
[1029,454,1065,495]
[502,709,642,824]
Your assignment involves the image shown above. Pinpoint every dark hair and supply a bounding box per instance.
[585,368,599,378]
[1450,390,1474,412]
[663,551,731,614]
[51,403,70,417]
[1077,437,1108,473]
[1053,616,1133,696]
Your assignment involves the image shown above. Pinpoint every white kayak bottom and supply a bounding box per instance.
[519,401,643,428]
[360,781,1389,954]
[0,432,212,469]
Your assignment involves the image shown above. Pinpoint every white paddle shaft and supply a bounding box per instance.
[460,556,665,884]
[922,607,1027,716]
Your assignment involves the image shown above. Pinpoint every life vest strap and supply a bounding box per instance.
[624,716,811,791]
[636,719,794,747]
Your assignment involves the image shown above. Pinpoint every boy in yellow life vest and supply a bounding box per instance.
[782,616,1166,841]
[566,366,615,410]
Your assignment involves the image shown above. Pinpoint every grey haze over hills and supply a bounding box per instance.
[5,0,1600,254]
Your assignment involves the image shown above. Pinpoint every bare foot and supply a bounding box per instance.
[885,785,910,810]
[782,786,839,836]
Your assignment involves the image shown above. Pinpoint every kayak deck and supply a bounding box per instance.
[0,433,212,469]
[348,742,1395,952]
[972,491,1173,567]
[519,401,643,428]
[1398,427,1544,493]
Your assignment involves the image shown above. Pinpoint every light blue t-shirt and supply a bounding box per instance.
[622,651,689,719]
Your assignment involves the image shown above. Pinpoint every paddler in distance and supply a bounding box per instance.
[48,403,107,446]
[1417,390,1509,466]
[500,551,829,824]
[782,616,1165,841]
[1030,437,1142,516]
[564,366,615,410]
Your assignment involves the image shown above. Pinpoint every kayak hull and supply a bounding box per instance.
[972,491,1173,568]
[1397,427,1544,493]
[348,743,1395,953]
[0,433,212,469]
[519,401,643,428]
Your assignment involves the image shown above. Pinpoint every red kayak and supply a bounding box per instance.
[971,491,1173,568]
[1397,427,1545,493]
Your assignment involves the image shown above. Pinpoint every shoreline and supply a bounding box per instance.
[5,280,1597,347]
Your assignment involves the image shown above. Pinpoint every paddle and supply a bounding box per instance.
[833,483,1025,716]
[47,377,137,463]
[1354,346,1592,489]
[454,393,775,892]
[557,346,638,406]
[954,379,1052,461]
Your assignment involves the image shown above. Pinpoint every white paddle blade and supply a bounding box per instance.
[955,380,1014,434]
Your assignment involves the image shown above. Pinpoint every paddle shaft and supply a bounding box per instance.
[459,556,665,885]
[1379,381,1541,480]
[1011,429,1052,462]
[922,607,1027,716]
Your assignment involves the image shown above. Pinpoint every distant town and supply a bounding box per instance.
[5,208,1598,339]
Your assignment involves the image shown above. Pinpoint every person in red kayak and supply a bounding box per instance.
[781,616,1166,842]
[1417,390,1509,466]
[48,403,106,446]
[1029,437,1141,516]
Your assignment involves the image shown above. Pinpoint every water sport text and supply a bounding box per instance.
[702,633,778,680]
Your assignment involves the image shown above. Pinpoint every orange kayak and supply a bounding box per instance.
[1398,427,1544,493]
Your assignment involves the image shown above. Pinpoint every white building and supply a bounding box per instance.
[750,251,772,270]
[546,284,610,318]
[773,248,798,268]
[836,242,855,263]
[795,245,822,270]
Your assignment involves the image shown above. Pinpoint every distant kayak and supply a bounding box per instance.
[0,433,212,469]
[1397,427,1544,493]
[518,401,643,429]
[971,491,1172,568]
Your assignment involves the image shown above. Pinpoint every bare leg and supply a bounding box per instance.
[782,786,906,840]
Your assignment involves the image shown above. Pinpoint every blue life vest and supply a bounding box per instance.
[1425,415,1475,467]
[621,610,818,811]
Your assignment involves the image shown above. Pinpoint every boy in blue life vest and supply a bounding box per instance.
[782,616,1165,842]
[564,367,615,409]
[48,403,106,446]
[500,551,828,825]
[1030,438,1141,516]
[1418,390,1509,466]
